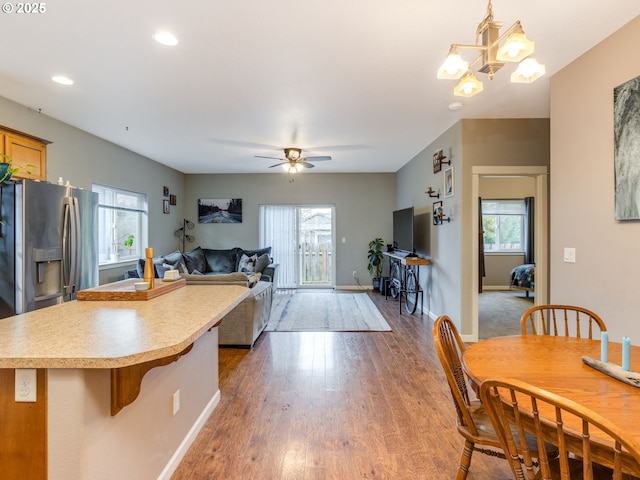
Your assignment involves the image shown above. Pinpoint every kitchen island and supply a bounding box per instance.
[0,283,250,480]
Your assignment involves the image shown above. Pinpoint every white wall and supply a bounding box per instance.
[48,329,219,480]
[550,16,640,343]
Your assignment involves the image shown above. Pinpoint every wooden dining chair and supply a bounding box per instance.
[521,304,606,338]
[480,377,640,479]
[433,315,511,479]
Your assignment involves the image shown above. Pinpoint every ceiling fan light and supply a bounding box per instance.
[285,147,301,161]
[453,71,483,97]
[511,58,545,83]
[437,49,468,80]
[497,24,535,62]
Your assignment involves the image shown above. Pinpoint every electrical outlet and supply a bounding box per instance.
[15,368,37,402]
[172,389,180,416]
[353,270,357,278]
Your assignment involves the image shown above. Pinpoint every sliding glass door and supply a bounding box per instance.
[260,205,335,289]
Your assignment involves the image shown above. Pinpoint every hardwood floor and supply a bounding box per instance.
[171,292,513,479]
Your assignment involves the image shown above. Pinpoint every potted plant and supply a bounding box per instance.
[0,154,19,184]
[123,234,134,254]
[367,237,385,292]
[0,153,35,184]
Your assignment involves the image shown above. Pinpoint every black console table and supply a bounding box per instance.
[382,251,430,315]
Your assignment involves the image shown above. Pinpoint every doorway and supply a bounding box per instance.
[469,166,548,342]
[260,205,336,289]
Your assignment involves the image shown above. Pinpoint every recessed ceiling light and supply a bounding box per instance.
[448,102,463,111]
[153,31,178,46]
[52,75,74,86]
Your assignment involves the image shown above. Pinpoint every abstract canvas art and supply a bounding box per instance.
[614,75,640,220]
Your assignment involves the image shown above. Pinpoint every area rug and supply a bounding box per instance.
[265,292,391,332]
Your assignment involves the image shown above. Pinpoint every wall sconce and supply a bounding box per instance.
[435,211,451,224]
[435,148,450,165]
[433,201,451,225]
[426,187,440,198]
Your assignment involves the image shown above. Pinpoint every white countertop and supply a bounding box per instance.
[0,284,250,369]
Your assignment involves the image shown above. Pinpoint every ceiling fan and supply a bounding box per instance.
[255,147,332,172]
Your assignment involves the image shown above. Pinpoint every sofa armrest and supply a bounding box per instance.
[262,263,278,285]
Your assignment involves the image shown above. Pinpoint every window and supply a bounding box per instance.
[482,199,525,252]
[93,184,148,265]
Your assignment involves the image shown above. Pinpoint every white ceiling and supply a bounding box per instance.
[1,1,638,174]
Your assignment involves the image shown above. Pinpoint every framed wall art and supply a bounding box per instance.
[433,149,443,173]
[444,167,454,198]
[163,199,170,214]
[614,74,640,220]
[170,194,177,206]
[433,201,443,225]
[198,198,243,223]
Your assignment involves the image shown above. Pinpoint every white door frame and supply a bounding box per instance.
[469,166,549,342]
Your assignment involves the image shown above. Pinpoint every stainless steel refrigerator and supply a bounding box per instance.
[0,180,98,319]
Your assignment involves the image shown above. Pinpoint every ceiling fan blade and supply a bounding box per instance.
[301,162,315,169]
[304,156,331,161]
[256,155,284,160]
[211,138,282,151]
[268,162,286,168]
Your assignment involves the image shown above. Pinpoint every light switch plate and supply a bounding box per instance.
[563,247,576,263]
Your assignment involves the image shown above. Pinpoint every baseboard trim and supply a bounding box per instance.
[157,389,221,480]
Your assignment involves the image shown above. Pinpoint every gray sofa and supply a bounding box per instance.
[125,246,277,348]
[124,246,278,285]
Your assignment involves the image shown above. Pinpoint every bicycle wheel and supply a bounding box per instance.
[388,261,401,299]
[404,269,418,314]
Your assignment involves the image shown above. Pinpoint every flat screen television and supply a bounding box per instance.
[413,212,430,257]
[393,207,414,253]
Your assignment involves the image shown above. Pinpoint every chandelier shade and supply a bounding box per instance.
[437,48,468,80]
[454,71,484,97]
[511,58,545,83]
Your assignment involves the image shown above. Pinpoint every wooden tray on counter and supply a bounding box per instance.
[77,277,186,301]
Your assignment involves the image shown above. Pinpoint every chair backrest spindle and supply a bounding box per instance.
[521,305,606,339]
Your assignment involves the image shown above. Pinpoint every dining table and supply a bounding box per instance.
[462,334,640,473]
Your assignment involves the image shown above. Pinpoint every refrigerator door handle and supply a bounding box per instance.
[62,198,71,295]
[62,197,80,296]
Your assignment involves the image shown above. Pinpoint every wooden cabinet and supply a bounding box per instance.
[0,126,50,182]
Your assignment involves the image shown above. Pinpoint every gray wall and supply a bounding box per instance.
[184,173,395,288]
[396,118,550,331]
[550,16,640,343]
[0,96,186,284]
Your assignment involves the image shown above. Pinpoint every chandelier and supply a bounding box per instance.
[437,0,545,97]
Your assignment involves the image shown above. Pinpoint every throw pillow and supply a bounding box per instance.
[241,247,271,261]
[136,257,165,278]
[162,250,187,272]
[182,246,207,274]
[202,249,237,274]
[238,253,258,273]
[255,253,271,273]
